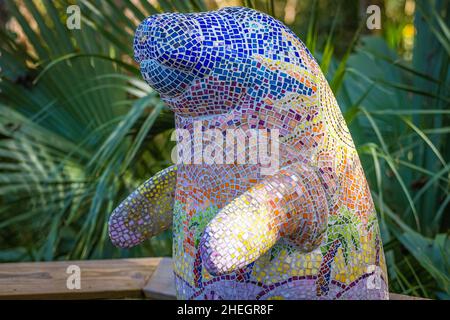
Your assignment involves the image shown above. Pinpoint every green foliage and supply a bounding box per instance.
[0,0,448,299]
[332,0,450,298]
[0,0,177,261]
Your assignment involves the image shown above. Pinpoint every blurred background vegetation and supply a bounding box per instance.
[0,0,448,299]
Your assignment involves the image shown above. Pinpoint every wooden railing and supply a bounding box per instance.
[0,258,425,300]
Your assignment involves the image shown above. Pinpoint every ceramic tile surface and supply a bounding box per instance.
[109,7,388,300]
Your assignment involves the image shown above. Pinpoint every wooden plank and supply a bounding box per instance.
[0,258,161,299]
[143,257,176,299]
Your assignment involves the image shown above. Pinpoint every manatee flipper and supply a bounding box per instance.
[200,163,328,275]
[108,165,177,248]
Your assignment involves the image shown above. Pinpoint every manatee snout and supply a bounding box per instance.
[133,13,202,97]
[133,9,251,116]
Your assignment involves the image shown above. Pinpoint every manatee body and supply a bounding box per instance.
[109,7,389,300]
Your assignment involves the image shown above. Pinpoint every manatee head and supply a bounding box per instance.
[134,7,317,116]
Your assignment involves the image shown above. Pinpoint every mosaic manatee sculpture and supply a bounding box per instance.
[108,7,389,300]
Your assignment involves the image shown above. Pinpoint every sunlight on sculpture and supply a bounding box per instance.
[108,7,389,300]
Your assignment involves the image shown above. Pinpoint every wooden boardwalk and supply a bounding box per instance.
[0,258,425,300]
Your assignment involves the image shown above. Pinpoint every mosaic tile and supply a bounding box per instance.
[108,7,389,300]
